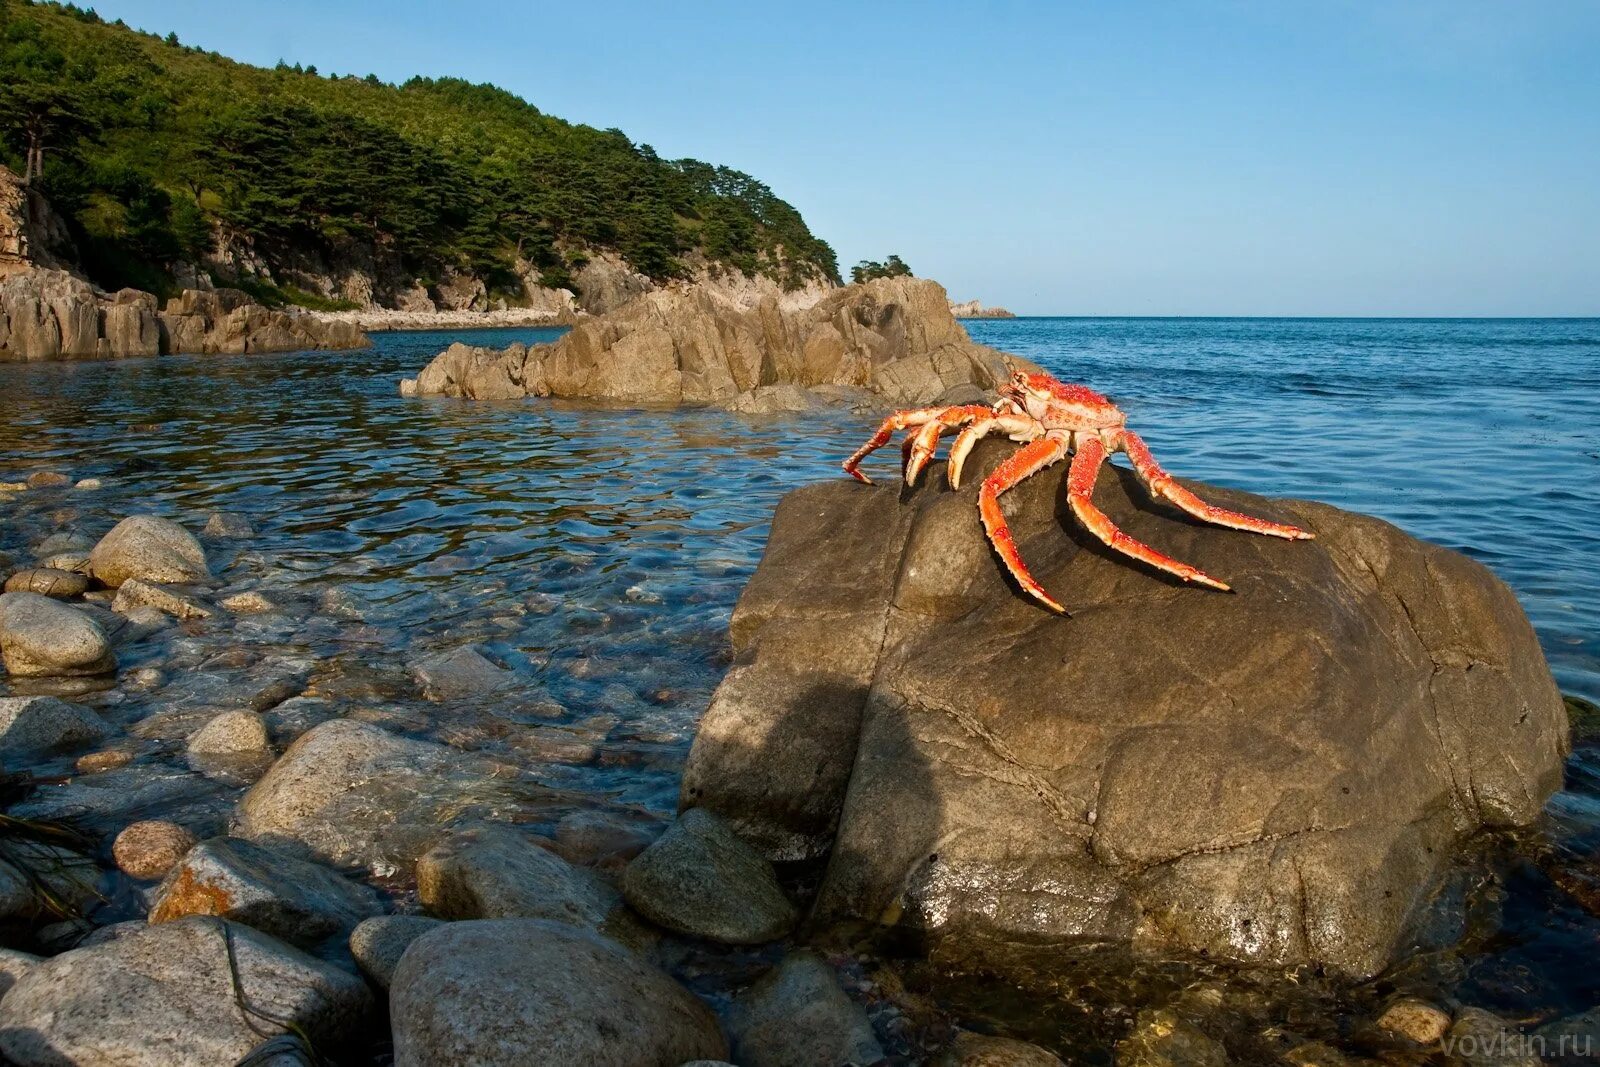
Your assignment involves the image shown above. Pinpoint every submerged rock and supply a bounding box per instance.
[935,1032,1065,1066]
[1376,997,1452,1046]
[186,709,273,777]
[1116,1008,1229,1067]
[727,951,884,1067]
[0,592,115,677]
[622,807,796,944]
[389,918,727,1067]
[111,577,214,620]
[0,917,371,1065]
[0,695,109,755]
[236,719,519,873]
[87,515,209,588]
[680,442,1569,978]
[408,276,1038,409]
[417,824,624,934]
[349,914,441,990]
[203,511,255,538]
[409,645,511,701]
[149,837,382,947]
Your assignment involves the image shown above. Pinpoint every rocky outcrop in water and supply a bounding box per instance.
[949,298,1016,318]
[403,276,1038,408]
[679,438,1569,978]
[0,270,367,362]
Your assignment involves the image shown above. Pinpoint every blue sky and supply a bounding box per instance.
[93,1,1599,315]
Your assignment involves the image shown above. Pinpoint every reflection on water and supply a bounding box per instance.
[2,317,1599,1053]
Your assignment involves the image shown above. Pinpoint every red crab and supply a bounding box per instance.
[842,370,1313,614]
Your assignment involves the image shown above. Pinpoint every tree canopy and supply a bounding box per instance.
[850,254,912,283]
[0,0,841,299]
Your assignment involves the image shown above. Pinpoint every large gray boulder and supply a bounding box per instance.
[680,440,1569,978]
[406,277,1039,409]
[0,591,115,677]
[389,918,727,1066]
[622,807,797,944]
[0,917,371,1065]
[87,515,209,588]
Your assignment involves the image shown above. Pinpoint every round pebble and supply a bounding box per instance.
[112,820,197,880]
[76,749,135,774]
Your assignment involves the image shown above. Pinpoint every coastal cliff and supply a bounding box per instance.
[949,298,1017,318]
[403,277,1038,409]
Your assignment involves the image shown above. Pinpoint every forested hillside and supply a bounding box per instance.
[0,0,840,303]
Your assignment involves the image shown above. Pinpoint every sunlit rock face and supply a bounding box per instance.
[405,276,1040,409]
[680,440,1569,978]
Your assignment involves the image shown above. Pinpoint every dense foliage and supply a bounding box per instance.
[0,1,840,299]
[850,254,912,283]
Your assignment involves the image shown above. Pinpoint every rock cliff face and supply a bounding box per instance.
[0,167,77,281]
[404,277,1037,409]
[678,441,1569,979]
[0,271,367,362]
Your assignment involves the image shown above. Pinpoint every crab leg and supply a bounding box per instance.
[1115,431,1314,541]
[904,406,994,485]
[1067,437,1231,591]
[842,407,954,484]
[978,435,1073,614]
[948,412,1041,489]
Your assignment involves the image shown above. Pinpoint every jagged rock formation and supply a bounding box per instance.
[0,271,367,362]
[403,277,1038,408]
[0,166,77,281]
[679,441,1569,979]
[950,298,1017,318]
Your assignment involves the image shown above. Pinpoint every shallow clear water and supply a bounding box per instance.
[2,317,1598,1055]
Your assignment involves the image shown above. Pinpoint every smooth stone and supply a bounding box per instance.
[0,696,110,755]
[552,809,658,868]
[87,515,209,588]
[203,512,255,538]
[389,918,727,1067]
[187,709,272,758]
[37,551,89,572]
[622,807,796,944]
[0,593,115,677]
[75,748,135,774]
[4,568,88,598]
[409,646,511,701]
[72,478,101,491]
[149,837,382,948]
[417,824,624,935]
[1377,997,1452,1045]
[221,590,280,614]
[1116,1008,1229,1067]
[24,472,69,489]
[112,820,197,880]
[0,846,100,920]
[12,762,235,838]
[727,951,884,1067]
[348,915,442,990]
[0,917,371,1066]
[935,1031,1066,1066]
[236,719,518,873]
[35,531,93,556]
[1447,1008,1541,1067]
[0,949,41,999]
[111,578,214,620]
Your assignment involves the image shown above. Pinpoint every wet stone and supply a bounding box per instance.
[409,645,512,701]
[1447,1008,1541,1067]
[1377,997,1451,1046]
[551,809,659,869]
[4,568,88,599]
[728,951,885,1067]
[37,552,89,573]
[935,1031,1066,1066]
[111,578,214,620]
[12,762,234,837]
[87,515,210,588]
[75,747,135,774]
[221,589,280,614]
[203,512,255,538]
[150,837,383,948]
[0,696,110,756]
[417,823,626,935]
[112,820,198,880]
[0,592,115,678]
[348,914,442,990]
[1116,1008,1230,1067]
[35,531,94,557]
[24,472,70,489]
[622,807,797,944]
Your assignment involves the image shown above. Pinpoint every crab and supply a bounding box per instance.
[841,370,1313,614]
